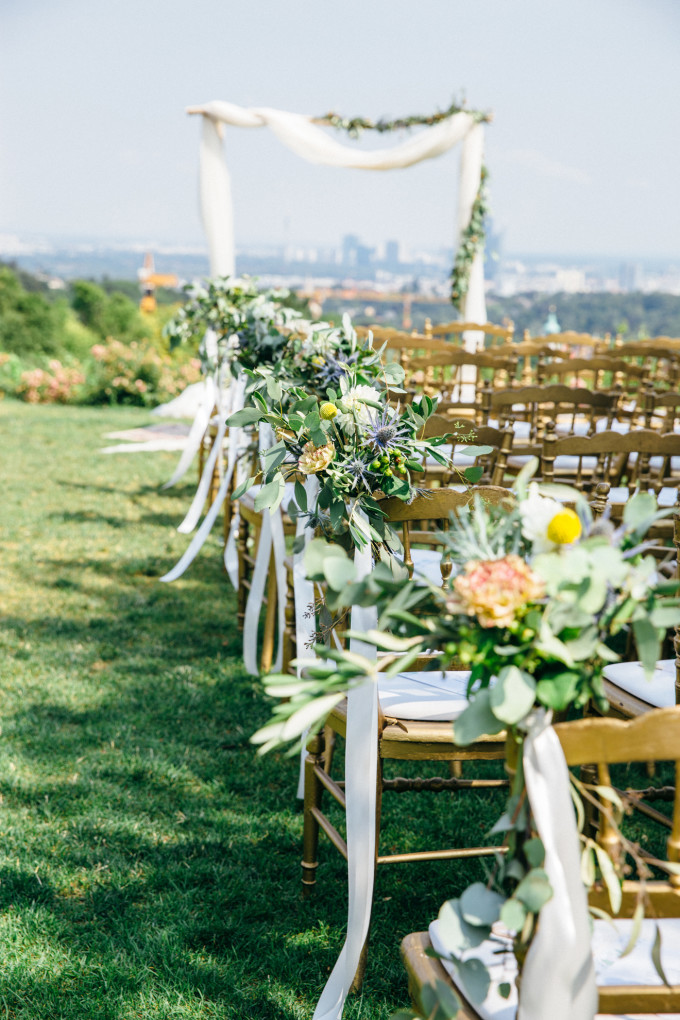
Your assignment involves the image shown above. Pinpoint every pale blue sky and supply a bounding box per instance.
[1,0,679,256]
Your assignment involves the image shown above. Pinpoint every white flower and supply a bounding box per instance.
[340,384,381,425]
[519,483,567,554]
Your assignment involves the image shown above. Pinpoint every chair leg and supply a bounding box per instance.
[302,731,325,897]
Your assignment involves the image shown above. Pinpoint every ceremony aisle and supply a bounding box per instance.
[0,401,500,1020]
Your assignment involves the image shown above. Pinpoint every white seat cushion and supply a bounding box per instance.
[429,915,680,1019]
[378,670,471,721]
[602,658,676,708]
[411,548,445,585]
[607,486,678,507]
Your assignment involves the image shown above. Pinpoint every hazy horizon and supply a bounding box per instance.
[2,0,680,264]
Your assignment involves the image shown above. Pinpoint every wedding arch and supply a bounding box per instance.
[186,97,491,325]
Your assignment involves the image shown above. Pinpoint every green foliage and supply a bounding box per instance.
[485,291,680,339]
[71,279,151,342]
[0,267,62,356]
[0,266,197,406]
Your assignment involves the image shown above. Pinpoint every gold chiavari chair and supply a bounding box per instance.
[541,425,680,496]
[391,341,519,418]
[644,388,680,434]
[427,319,515,348]
[536,355,648,395]
[401,707,680,1019]
[302,487,514,985]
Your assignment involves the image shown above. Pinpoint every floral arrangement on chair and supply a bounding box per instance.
[163,275,305,377]
[227,357,476,551]
[253,466,680,1012]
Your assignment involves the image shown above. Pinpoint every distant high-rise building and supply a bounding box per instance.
[342,233,360,266]
[619,262,643,293]
[355,243,374,268]
[384,239,401,267]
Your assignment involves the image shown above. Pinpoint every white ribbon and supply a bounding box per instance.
[162,373,216,490]
[242,425,290,676]
[519,711,597,1020]
[191,101,486,328]
[159,375,246,583]
[313,521,378,1020]
[177,413,227,534]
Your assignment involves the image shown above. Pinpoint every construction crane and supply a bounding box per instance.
[138,252,179,313]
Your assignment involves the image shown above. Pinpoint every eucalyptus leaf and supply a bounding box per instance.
[460,883,504,927]
[500,897,527,933]
[513,868,553,913]
[322,556,356,590]
[455,956,491,1005]
[253,476,285,513]
[437,898,489,954]
[265,375,282,401]
[226,406,263,427]
[294,480,307,512]
[489,666,536,725]
[453,688,505,746]
[633,616,661,678]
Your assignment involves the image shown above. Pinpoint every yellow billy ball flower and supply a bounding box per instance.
[311,355,325,367]
[546,508,582,546]
[319,402,338,420]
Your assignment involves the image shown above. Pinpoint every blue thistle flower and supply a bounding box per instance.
[315,351,358,388]
[363,408,410,453]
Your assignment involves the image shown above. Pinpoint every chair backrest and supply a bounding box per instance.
[536,356,648,392]
[481,383,619,441]
[403,343,519,398]
[379,486,514,583]
[419,416,514,488]
[541,425,680,492]
[643,387,680,431]
[428,319,515,347]
[528,330,602,350]
[554,708,680,901]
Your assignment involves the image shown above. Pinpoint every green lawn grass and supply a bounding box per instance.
[0,401,506,1019]
[0,401,669,1019]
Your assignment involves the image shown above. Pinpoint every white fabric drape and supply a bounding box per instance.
[312,528,378,1020]
[159,375,246,584]
[190,100,486,325]
[519,711,598,1020]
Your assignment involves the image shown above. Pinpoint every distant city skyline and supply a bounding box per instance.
[2,0,680,259]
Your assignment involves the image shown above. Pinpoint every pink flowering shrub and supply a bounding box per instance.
[87,337,201,406]
[17,359,86,404]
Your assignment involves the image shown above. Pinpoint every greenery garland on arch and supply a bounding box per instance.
[450,163,489,311]
[315,98,491,314]
[316,97,491,138]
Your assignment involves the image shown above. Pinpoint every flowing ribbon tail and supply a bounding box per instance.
[224,514,239,588]
[162,375,216,489]
[292,477,320,798]
[270,506,288,674]
[518,711,597,1020]
[177,416,227,534]
[241,423,277,675]
[243,509,272,676]
[313,526,377,1019]
[159,454,236,583]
